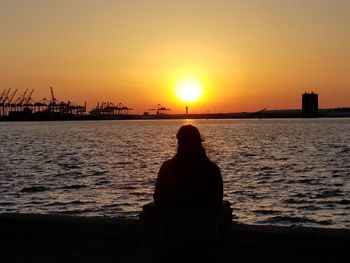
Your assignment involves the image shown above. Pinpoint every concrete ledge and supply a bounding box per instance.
[0,213,139,262]
[1,212,349,262]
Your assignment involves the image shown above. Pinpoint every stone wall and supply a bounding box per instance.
[0,210,349,262]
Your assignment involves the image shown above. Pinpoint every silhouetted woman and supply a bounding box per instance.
[154,125,223,262]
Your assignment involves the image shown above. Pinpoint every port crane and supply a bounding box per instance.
[18,89,29,105]
[24,89,34,105]
[13,89,26,106]
[0,89,7,103]
[149,104,171,115]
[0,89,18,116]
[48,87,61,113]
[50,87,57,105]
[0,89,9,116]
[0,88,11,104]
[11,89,28,112]
[0,87,87,119]
[6,89,18,114]
[92,101,131,116]
[8,89,18,104]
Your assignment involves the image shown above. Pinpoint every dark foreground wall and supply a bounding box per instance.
[0,213,138,262]
[0,213,349,263]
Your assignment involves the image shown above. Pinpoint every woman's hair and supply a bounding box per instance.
[175,125,208,162]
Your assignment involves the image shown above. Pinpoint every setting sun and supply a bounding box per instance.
[175,77,204,103]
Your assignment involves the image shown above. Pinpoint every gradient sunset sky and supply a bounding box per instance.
[1,0,349,113]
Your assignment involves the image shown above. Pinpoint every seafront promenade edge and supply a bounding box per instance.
[1,206,349,262]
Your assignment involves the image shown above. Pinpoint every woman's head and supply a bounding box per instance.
[176,124,203,145]
[175,125,207,161]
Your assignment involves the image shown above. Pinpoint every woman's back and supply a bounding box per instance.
[154,157,223,211]
[153,125,223,262]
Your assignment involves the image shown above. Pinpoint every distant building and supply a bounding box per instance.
[302,92,318,117]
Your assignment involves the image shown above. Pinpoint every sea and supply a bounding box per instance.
[0,118,349,229]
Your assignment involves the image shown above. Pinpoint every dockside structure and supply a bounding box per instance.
[0,87,86,120]
[302,92,319,117]
[90,102,132,117]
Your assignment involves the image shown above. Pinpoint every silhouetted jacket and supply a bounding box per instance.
[154,156,223,262]
[154,156,223,212]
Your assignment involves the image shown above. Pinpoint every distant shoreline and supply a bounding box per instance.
[1,110,350,121]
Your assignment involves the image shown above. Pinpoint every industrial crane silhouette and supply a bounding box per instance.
[148,104,171,115]
[24,89,34,106]
[18,89,28,105]
[0,89,7,104]
[0,88,12,116]
[92,101,132,116]
[0,89,6,103]
[8,89,18,105]
[0,86,86,119]
[0,88,11,104]
[50,87,57,105]
[7,89,18,114]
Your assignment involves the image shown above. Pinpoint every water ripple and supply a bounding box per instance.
[1,119,350,228]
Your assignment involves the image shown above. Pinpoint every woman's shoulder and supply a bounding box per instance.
[207,159,220,169]
[162,158,176,166]
[159,158,177,172]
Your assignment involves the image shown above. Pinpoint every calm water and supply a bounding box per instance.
[0,119,350,228]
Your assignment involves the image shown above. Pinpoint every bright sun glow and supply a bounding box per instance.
[175,77,204,103]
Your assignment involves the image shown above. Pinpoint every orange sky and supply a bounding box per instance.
[1,1,349,113]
